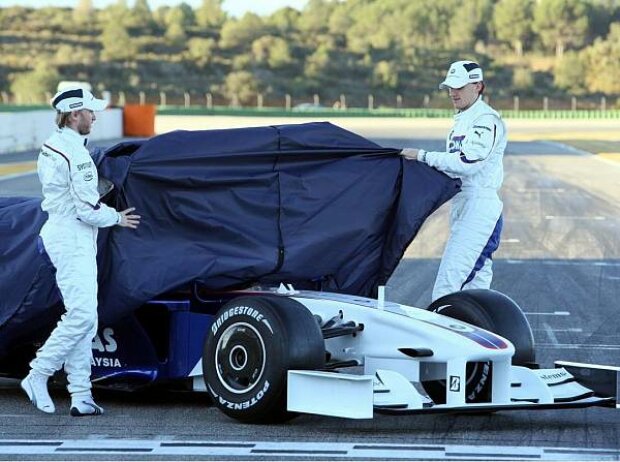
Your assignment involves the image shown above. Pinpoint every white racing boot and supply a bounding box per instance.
[70,394,104,417]
[21,371,55,414]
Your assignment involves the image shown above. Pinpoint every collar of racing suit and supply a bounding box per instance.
[57,126,88,147]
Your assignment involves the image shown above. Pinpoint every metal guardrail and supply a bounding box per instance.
[2,104,620,119]
[156,106,620,119]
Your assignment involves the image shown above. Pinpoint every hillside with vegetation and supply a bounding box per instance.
[1,0,620,109]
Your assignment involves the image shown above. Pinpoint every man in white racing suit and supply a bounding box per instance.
[21,87,141,415]
[401,61,507,302]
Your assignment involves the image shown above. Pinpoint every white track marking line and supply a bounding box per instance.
[543,323,560,346]
[506,260,620,267]
[0,439,618,460]
[533,328,583,333]
[537,343,620,350]
[524,311,570,316]
[516,188,566,193]
[544,215,606,220]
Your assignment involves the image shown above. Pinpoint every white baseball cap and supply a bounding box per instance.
[439,60,484,90]
[51,87,108,112]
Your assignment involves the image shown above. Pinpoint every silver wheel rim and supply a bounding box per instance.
[215,322,267,394]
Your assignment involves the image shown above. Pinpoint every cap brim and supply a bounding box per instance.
[83,98,109,111]
[439,76,469,90]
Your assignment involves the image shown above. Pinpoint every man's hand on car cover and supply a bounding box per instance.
[400,148,419,160]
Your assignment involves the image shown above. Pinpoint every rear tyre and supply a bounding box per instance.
[423,289,535,404]
[203,295,325,423]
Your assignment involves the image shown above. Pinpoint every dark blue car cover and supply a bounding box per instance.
[0,122,460,354]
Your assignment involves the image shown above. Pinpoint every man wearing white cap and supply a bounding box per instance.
[21,87,141,416]
[401,61,507,302]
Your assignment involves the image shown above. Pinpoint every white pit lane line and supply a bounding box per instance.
[524,311,571,316]
[516,188,566,193]
[1,439,619,460]
[544,215,607,220]
[506,260,620,267]
[532,327,583,333]
[537,343,620,351]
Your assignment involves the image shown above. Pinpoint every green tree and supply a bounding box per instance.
[532,0,590,58]
[373,60,398,89]
[219,13,266,49]
[231,54,252,71]
[10,61,59,104]
[583,23,620,94]
[133,0,151,17]
[395,0,454,50]
[164,6,190,45]
[101,20,138,60]
[0,7,30,32]
[223,70,258,105]
[448,0,494,50]
[345,1,394,54]
[100,0,130,26]
[129,0,155,30]
[54,44,97,66]
[298,0,335,35]
[152,6,170,28]
[327,2,352,36]
[304,45,330,79]
[196,0,226,29]
[73,0,94,25]
[252,36,292,68]
[166,21,187,46]
[268,7,300,34]
[586,0,620,42]
[186,37,217,67]
[493,0,534,56]
[165,3,195,28]
[554,51,587,94]
[512,67,534,91]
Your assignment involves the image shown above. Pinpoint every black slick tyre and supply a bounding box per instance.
[203,295,325,423]
[424,289,536,404]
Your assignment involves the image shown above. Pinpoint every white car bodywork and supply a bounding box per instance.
[191,286,619,419]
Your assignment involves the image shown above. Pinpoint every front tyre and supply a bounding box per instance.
[424,289,536,404]
[428,289,535,366]
[203,295,324,423]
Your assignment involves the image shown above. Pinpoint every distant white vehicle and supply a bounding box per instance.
[293,102,327,111]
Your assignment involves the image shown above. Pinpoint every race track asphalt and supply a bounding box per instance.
[0,123,618,461]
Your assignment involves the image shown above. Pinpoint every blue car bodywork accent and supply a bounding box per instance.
[92,300,215,385]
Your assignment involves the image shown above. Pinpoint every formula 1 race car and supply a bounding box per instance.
[87,284,618,422]
[0,122,617,422]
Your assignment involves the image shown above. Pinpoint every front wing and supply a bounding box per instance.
[287,361,619,419]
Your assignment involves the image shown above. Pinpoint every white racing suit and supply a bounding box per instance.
[31,127,120,398]
[418,97,507,301]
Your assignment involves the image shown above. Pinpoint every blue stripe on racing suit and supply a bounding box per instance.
[461,214,503,289]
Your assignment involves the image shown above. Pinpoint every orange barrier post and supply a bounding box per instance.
[123,104,156,137]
